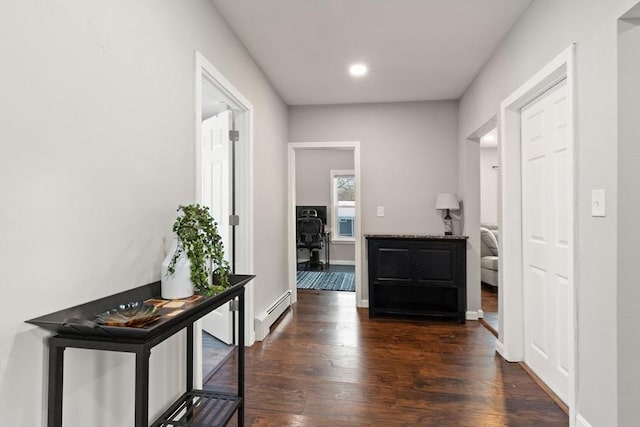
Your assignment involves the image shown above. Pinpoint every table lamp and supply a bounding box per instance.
[435,193,460,235]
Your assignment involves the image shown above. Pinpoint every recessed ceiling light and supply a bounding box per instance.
[349,63,368,77]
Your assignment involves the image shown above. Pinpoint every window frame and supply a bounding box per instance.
[330,169,356,243]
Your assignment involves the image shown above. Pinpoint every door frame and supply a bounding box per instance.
[498,45,577,421]
[194,51,255,387]
[287,142,364,307]
[466,116,498,324]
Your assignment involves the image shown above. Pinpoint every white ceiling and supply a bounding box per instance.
[212,0,532,106]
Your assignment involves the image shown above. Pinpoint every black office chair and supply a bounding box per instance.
[300,208,318,218]
[296,214,325,271]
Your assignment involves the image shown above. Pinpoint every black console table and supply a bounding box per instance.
[366,234,467,323]
[27,274,255,427]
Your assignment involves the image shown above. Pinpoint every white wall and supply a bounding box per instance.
[0,1,288,426]
[480,147,498,225]
[458,1,638,425]
[617,12,640,426]
[289,101,459,299]
[295,149,355,263]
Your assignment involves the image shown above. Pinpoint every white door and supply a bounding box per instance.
[200,110,233,344]
[521,79,571,403]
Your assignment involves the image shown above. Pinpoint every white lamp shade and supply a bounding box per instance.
[435,193,460,210]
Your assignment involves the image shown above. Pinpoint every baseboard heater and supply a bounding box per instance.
[254,290,291,341]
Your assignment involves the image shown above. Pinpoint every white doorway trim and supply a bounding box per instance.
[194,51,255,388]
[499,45,576,422]
[466,116,498,327]
[287,142,364,307]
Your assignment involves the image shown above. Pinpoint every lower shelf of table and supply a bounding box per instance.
[151,389,241,427]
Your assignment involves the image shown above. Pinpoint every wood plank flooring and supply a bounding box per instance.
[481,285,499,336]
[205,290,567,426]
[481,284,498,312]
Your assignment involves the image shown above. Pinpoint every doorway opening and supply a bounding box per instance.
[194,52,255,387]
[479,127,499,336]
[295,150,356,292]
[466,116,500,337]
[287,142,363,306]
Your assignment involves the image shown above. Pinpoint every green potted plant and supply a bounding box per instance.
[160,204,230,298]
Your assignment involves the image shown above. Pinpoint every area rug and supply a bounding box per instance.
[296,271,355,292]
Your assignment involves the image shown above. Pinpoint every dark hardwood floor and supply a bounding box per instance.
[206,290,567,426]
[481,284,499,336]
[481,284,498,312]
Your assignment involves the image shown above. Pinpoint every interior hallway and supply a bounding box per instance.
[206,290,567,425]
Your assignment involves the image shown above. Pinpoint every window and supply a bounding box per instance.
[331,170,356,242]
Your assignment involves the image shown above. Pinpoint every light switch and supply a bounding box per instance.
[592,189,605,217]
[377,206,384,217]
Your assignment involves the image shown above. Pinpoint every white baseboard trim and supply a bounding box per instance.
[254,290,291,341]
[330,260,356,266]
[478,309,484,319]
[495,339,506,358]
[358,299,369,308]
[575,414,592,427]
[466,310,480,320]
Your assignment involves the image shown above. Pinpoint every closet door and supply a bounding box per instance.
[521,79,571,403]
[201,110,233,345]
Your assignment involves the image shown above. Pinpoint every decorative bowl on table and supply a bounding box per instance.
[95,301,160,327]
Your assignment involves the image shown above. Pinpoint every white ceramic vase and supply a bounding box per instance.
[160,238,194,300]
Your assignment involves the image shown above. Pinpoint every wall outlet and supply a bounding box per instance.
[591,189,605,217]
[377,206,384,217]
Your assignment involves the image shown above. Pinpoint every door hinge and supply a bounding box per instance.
[229,215,240,226]
[229,300,239,312]
[229,130,239,142]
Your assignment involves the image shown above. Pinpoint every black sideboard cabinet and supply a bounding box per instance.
[366,235,467,323]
